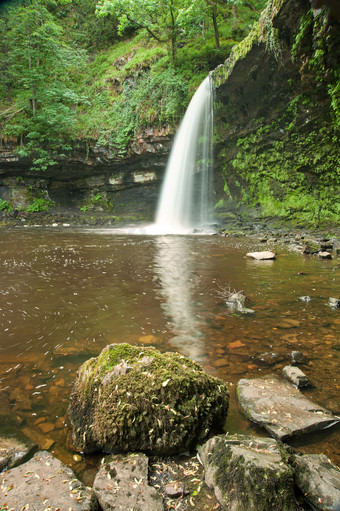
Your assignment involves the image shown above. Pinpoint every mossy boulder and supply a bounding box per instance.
[68,343,229,455]
[198,434,296,511]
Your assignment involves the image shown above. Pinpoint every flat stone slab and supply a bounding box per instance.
[0,450,98,510]
[293,454,340,511]
[237,375,339,440]
[0,435,36,472]
[198,434,296,511]
[246,251,276,260]
[93,453,163,511]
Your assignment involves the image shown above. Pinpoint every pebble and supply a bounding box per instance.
[165,483,189,498]
[329,297,340,309]
[291,351,308,365]
[38,422,55,434]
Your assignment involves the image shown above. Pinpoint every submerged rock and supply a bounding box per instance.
[93,453,163,511]
[68,343,229,455]
[0,450,97,510]
[237,375,339,441]
[293,454,340,511]
[198,434,296,511]
[299,295,311,302]
[291,350,308,365]
[246,251,276,260]
[256,352,285,366]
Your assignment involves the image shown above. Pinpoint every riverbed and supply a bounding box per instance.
[0,227,339,482]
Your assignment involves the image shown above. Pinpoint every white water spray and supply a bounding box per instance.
[153,76,214,234]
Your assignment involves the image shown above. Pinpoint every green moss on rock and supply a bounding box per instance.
[199,434,296,511]
[68,343,229,455]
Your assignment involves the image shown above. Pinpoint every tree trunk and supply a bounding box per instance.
[212,4,220,49]
[169,0,177,66]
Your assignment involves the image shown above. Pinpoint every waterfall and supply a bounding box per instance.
[154,75,214,234]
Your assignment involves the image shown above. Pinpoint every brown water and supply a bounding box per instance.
[0,227,339,482]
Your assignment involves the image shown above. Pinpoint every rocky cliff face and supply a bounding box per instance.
[0,127,172,222]
[212,0,339,227]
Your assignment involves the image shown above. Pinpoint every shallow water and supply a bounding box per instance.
[0,227,339,481]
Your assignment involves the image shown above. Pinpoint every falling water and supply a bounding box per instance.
[154,76,214,234]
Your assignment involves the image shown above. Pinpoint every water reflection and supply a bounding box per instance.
[153,236,205,360]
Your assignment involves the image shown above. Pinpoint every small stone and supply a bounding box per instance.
[291,351,308,365]
[246,251,276,260]
[329,297,340,309]
[282,365,310,388]
[299,296,311,302]
[165,483,189,498]
[319,251,332,259]
[277,318,300,329]
[38,422,55,434]
[55,416,65,429]
[41,438,55,450]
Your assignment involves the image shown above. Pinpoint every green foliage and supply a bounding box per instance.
[291,9,340,129]
[55,0,119,50]
[0,199,13,213]
[96,0,183,65]
[0,0,88,171]
[27,197,54,212]
[80,191,115,211]
[262,0,282,60]
[291,9,313,60]
[229,109,340,225]
[90,66,187,155]
[0,0,267,164]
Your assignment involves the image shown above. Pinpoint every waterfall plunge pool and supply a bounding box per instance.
[0,227,339,482]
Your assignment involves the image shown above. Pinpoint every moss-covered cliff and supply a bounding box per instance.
[212,0,339,227]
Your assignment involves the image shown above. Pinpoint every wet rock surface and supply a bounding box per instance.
[0,434,36,472]
[246,250,276,260]
[0,450,98,510]
[282,365,311,388]
[68,343,229,455]
[237,375,339,440]
[93,453,163,511]
[293,453,340,511]
[198,434,296,511]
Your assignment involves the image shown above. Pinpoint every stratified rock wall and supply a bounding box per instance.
[0,128,172,219]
